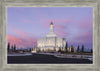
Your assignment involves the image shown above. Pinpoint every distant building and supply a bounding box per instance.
[37,21,66,52]
[31,47,37,53]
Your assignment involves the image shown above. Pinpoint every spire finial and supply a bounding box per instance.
[50,21,53,25]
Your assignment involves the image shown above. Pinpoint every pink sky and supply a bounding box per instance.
[7,7,93,49]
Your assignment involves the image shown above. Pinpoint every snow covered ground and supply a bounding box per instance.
[8,53,32,56]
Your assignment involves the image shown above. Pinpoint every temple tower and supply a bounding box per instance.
[46,21,57,37]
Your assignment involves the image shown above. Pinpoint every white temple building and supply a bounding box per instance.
[37,21,66,52]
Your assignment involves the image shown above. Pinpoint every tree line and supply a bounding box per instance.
[65,42,93,53]
[7,42,16,52]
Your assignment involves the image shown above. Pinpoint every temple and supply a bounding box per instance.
[37,21,66,52]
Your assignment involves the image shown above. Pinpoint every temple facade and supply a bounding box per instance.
[37,22,66,52]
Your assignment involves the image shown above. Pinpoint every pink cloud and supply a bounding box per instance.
[73,30,93,43]
[77,16,93,29]
[55,30,67,37]
[13,30,31,36]
[39,19,70,37]
[7,35,37,48]
[79,21,92,29]
[53,19,70,23]
[7,35,24,46]
[40,19,70,29]
[42,23,49,28]
[55,24,66,29]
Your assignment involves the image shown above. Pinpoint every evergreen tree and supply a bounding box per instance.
[54,47,56,51]
[91,48,93,53]
[11,45,14,52]
[29,48,31,52]
[7,42,10,52]
[14,44,16,52]
[77,45,80,53]
[81,44,84,52]
[32,48,33,51]
[58,47,61,53]
[71,45,74,52]
[65,42,68,53]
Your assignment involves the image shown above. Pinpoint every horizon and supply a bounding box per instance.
[7,7,93,50]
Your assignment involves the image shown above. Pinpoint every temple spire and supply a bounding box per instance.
[50,21,53,25]
[50,21,54,32]
[46,21,57,37]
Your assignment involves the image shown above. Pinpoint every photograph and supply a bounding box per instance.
[7,7,93,64]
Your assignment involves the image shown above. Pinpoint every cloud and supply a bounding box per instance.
[13,30,31,37]
[39,19,70,37]
[72,30,93,43]
[55,30,68,37]
[7,35,37,48]
[55,24,66,29]
[39,18,70,27]
[53,19,70,24]
[77,16,93,30]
